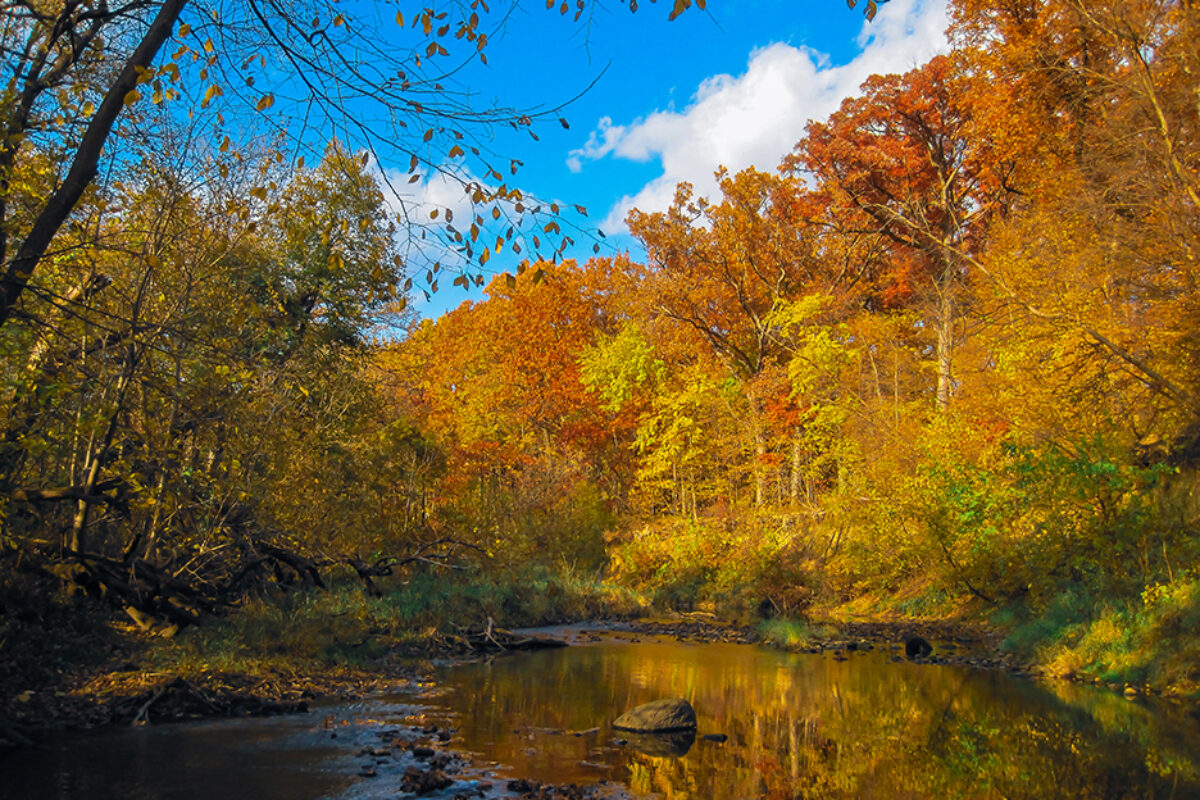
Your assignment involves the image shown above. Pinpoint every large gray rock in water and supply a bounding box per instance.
[612,698,697,733]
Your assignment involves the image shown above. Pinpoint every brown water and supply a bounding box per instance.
[5,631,1200,799]
[411,631,1200,799]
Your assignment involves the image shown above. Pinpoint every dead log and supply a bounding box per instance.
[454,621,568,653]
[10,477,127,512]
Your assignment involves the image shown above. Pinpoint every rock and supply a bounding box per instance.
[402,765,453,794]
[613,698,697,733]
[905,636,933,659]
[507,778,542,793]
[701,733,728,743]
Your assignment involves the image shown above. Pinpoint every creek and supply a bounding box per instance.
[5,627,1200,799]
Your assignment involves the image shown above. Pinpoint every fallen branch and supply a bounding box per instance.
[10,478,127,512]
[132,680,176,726]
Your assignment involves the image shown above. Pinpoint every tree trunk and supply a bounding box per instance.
[935,260,956,411]
[790,431,803,508]
[0,0,189,328]
[749,394,766,507]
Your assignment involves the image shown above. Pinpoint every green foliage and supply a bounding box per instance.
[997,576,1200,695]
[579,322,665,413]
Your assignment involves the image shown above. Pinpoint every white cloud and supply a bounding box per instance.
[571,0,950,233]
[377,164,484,232]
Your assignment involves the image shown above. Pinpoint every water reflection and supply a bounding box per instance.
[623,730,695,758]
[5,637,1199,800]
[415,636,1200,799]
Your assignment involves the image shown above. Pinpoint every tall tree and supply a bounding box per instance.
[951,0,1200,441]
[788,56,1011,410]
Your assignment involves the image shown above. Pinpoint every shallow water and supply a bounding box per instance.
[412,632,1200,798]
[5,631,1200,799]
[1,706,358,800]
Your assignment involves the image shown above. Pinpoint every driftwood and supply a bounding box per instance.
[448,618,568,653]
[126,675,304,726]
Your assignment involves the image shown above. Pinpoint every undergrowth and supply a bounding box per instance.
[148,564,647,674]
[756,618,840,649]
[995,577,1200,696]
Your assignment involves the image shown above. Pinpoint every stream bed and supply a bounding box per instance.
[6,628,1200,798]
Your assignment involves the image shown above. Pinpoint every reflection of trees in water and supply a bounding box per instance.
[432,643,1200,799]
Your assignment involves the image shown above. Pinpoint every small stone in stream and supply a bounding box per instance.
[402,765,453,794]
[438,730,452,741]
[507,778,542,793]
[358,765,377,778]
[422,724,439,734]
[905,636,933,659]
[614,738,627,746]
[411,745,436,759]
[702,733,728,743]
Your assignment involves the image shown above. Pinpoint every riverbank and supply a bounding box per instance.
[8,613,1199,800]
[4,586,1197,753]
[0,567,645,747]
[0,610,954,747]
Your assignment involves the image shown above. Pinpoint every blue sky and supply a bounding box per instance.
[387,0,950,317]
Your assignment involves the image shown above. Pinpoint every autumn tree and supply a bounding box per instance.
[951,0,1200,446]
[788,55,1012,410]
[627,169,816,506]
[379,258,636,567]
[0,135,425,622]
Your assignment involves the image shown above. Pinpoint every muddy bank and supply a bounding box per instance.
[0,663,416,751]
[0,621,569,750]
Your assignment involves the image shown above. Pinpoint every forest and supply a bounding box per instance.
[2,0,1200,730]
